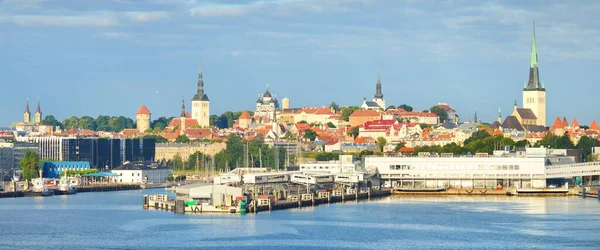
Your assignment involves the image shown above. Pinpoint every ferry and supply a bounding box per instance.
[31,178,53,196]
[56,177,77,195]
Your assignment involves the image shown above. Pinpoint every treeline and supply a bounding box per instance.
[41,115,176,133]
[166,134,287,171]
[209,111,253,129]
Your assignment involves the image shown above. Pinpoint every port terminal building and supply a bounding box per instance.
[367,147,599,189]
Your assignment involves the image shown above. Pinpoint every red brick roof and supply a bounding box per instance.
[551,117,563,129]
[349,110,380,117]
[136,105,151,115]
[168,117,199,128]
[572,118,580,128]
[239,110,252,119]
[590,120,599,131]
[436,103,455,111]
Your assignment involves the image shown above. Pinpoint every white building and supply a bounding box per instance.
[111,162,172,184]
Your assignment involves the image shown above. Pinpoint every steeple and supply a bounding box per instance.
[192,60,210,101]
[498,107,502,123]
[473,110,478,123]
[25,98,30,114]
[180,99,186,117]
[36,99,41,114]
[24,98,31,123]
[374,72,383,99]
[525,21,543,90]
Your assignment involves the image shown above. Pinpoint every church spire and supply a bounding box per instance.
[36,99,41,114]
[526,21,543,90]
[374,72,383,99]
[498,107,502,123]
[473,109,478,123]
[25,98,30,114]
[192,59,210,101]
[181,99,186,117]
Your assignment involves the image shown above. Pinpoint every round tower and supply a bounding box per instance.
[282,96,290,110]
[136,105,151,133]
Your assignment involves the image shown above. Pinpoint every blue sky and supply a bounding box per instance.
[1,0,599,126]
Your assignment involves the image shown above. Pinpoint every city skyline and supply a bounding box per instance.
[1,0,599,126]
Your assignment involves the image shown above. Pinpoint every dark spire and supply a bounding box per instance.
[181,99,186,117]
[36,99,41,114]
[25,98,30,113]
[374,72,383,99]
[474,110,478,123]
[192,59,210,101]
[525,21,544,91]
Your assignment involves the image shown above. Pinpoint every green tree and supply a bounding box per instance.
[515,140,531,148]
[298,120,308,124]
[62,116,79,130]
[576,136,600,159]
[376,137,387,152]
[168,153,184,170]
[386,105,396,110]
[326,122,336,128]
[78,116,96,130]
[329,102,340,111]
[341,106,360,121]
[398,104,413,112]
[95,115,111,131]
[348,126,360,139]
[137,134,168,143]
[303,129,318,142]
[429,106,448,123]
[41,115,62,128]
[175,134,190,143]
[20,150,41,181]
[534,134,574,149]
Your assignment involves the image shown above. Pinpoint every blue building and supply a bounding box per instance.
[42,162,91,179]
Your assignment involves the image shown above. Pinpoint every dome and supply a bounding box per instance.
[263,89,272,98]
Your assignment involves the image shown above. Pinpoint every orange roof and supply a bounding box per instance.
[349,110,380,117]
[168,117,200,128]
[591,120,599,131]
[492,128,503,135]
[572,118,580,128]
[239,110,252,119]
[551,117,563,129]
[562,117,569,128]
[136,105,151,115]
[399,147,415,153]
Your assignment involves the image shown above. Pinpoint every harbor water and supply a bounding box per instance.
[1,190,600,249]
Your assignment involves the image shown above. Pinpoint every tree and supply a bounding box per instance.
[376,137,387,152]
[326,122,336,128]
[62,116,79,130]
[429,106,448,123]
[303,129,317,142]
[298,120,308,124]
[168,153,184,170]
[398,104,413,112]
[386,105,396,110]
[41,115,62,128]
[394,142,406,152]
[341,106,360,122]
[78,116,96,130]
[175,134,190,143]
[348,126,360,139]
[576,136,600,160]
[515,140,531,148]
[20,150,40,181]
[138,134,168,143]
[329,102,340,111]
[534,134,574,149]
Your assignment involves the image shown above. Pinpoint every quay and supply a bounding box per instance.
[0,184,142,199]
[144,188,391,214]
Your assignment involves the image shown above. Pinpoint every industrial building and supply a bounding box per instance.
[111,162,172,184]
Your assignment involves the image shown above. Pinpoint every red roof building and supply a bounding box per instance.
[136,105,151,115]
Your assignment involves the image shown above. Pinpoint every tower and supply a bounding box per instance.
[191,61,210,127]
[522,22,546,127]
[180,99,187,135]
[24,98,31,123]
[281,96,290,110]
[136,105,151,133]
[373,73,385,109]
[34,99,42,123]
[473,110,478,123]
[498,107,502,123]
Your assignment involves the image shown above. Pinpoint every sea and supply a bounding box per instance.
[1,189,600,249]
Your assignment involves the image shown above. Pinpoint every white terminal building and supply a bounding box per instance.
[367,147,588,189]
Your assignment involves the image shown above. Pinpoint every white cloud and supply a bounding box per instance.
[188,5,254,17]
[127,11,169,22]
[102,32,130,39]
[2,0,46,8]
[0,14,117,27]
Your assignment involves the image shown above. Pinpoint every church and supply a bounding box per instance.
[190,63,211,127]
[15,98,53,134]
[360,73,385,110]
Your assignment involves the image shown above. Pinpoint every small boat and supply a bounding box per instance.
[56,177,77,195]
[31,178,53,196]
[397,187,447,192]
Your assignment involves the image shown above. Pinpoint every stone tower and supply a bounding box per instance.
[24,98,31,123]
[191,61,210,127]
[373,73,385,109]
[136,104,151,133]
[281,96,290,110]
[34,99,42,123]
[522,22,546,127]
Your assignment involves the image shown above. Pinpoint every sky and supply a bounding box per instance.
[1,0,599,127]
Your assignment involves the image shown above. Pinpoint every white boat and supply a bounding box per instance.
[57,177,77,195]
[31,178,53,196]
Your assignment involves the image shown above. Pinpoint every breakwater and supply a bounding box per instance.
[0,184,141,199]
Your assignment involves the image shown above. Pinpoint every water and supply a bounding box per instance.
[1,190,600,250]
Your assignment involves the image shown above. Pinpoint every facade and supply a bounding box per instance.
[155,142,226,162]
[0,140,39,171]
[238,110,253,129]
[359,120,423,142]
[191,64,211,127]
[15,99,53,135]
[349,110,381,127]
[111,162,172,184]
[136,105,151,133]
[16,137,155,169]
[41,161,90,179]
[281,97,290,110]
[522,23,546,127]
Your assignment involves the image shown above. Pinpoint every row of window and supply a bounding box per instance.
[388,164,521,171]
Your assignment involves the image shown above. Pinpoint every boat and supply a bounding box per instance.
[56,177,77,195]
[31,178,53,196]
[397,187,447,192]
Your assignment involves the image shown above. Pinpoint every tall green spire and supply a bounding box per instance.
[525,21,543,90]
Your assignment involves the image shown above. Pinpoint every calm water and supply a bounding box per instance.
[1,190,600,249]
